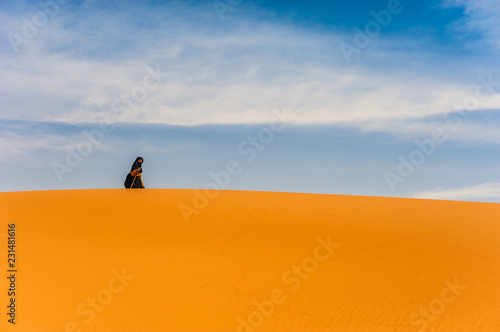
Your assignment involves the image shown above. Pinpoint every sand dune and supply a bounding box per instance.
[1,189,499,331]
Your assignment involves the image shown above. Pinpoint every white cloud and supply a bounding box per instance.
[443,0,500,50]
[0,2,498,140]
[0,133,65,154]
[351,112,500,144]
[414,182,500,201]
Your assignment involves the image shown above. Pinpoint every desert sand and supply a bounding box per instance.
[1,189,499,331]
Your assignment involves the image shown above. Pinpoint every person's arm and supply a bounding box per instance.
[130,167,142,176]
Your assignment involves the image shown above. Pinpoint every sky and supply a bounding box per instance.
[0,0,499,202]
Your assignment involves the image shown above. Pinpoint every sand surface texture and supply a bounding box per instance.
[1,189,499,331]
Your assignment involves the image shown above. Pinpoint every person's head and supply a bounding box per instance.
[136,156,143,164]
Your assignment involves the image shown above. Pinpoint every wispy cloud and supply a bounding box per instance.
[351,109,500,144]
[1,1,498,136]
[443,0,500,50]
[414,182,500,201]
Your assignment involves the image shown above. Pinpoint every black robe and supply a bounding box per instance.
[124,159,144,188]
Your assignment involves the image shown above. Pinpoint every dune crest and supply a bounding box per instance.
[1,189,499,331]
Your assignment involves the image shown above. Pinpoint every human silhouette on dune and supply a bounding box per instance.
[124,157,145,188]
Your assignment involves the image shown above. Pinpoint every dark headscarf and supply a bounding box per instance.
[131,156,143,172]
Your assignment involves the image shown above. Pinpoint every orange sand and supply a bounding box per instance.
[1,189,499,331]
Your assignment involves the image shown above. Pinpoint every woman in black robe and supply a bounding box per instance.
[124,157,145,188]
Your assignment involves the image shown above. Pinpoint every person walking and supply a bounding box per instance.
[124,157,145,188]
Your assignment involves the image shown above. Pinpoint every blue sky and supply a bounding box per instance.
[0,0,499,202]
